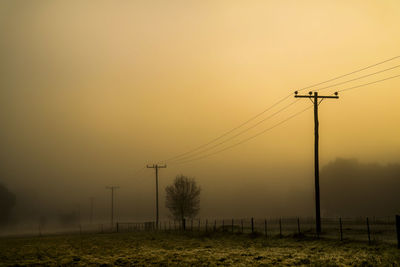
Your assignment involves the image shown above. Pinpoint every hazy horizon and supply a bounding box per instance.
[1,0,400,231]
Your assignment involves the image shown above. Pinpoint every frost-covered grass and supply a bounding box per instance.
[1,231,399,266]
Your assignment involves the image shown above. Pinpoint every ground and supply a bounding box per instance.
[0,231,399,266]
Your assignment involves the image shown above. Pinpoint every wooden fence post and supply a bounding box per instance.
[396,215,400,249]
[251,217,254,234]
[279,218,282,238]
[264,219,267,238]
[366,217,371,245]
[339,217,343,241]
[297,218,301,235]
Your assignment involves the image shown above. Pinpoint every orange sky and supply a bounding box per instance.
[1,0,399,220]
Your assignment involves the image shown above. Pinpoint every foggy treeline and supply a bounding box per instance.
[321,158,400,217]
[1,158,399,232]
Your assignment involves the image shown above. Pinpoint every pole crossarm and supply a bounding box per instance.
[295,95,339,99]
[295,91,339,99]
[147,164,167,169]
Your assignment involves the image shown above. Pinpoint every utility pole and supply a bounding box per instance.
[294,91,339,235]
[89,197,94,224]
[147,164,167,229]
[106,186,119,229]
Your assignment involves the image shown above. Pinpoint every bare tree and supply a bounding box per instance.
[165,175,200,228]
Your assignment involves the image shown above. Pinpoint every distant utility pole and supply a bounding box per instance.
[294,91,339,235]
[147,164,167,228]
[106,186,119,228]
[89,197,94,224]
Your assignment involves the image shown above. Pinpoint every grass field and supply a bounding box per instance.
[1,231,399,266]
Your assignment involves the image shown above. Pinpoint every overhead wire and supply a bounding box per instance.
[297,55,400,92]
[174,104,313,165]
[338,73,400,93]
[158,93,293,163]
[171,71,400,165]
[158,55,400,165]
[170,99,300,163]
[315,64,400,92]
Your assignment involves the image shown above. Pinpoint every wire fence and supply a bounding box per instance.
[116,216,399,246]
[8,215,398,248]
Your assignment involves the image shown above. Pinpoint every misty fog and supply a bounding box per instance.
[1,158,399,234]
[1,1,400,235]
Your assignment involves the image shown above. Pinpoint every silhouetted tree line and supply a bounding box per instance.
[321,158,400,216]
[0,183,16,227]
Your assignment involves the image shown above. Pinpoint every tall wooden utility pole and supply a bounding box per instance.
[147,164,167,229]
[106,186,119,229]
[294,91,339,236]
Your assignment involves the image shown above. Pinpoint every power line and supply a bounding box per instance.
[338,73,400,93]
[159,94,293,164]
[159,56,400,165]
[174,71,400,165]
[170,99,300,163]
[315,64,400,92]
[298,55,400,92]
[174,104,313,165]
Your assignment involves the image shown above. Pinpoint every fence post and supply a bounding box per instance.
[251,217,254,234]
[232,219,234,233]
[264,219,267,238]
[297,218,301,235]
[116,222,119,233]
[396,215,400,249]
[366,217,371,245]
[279,218,282,238]
[339,217,343,241]
[241,219,244,233]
